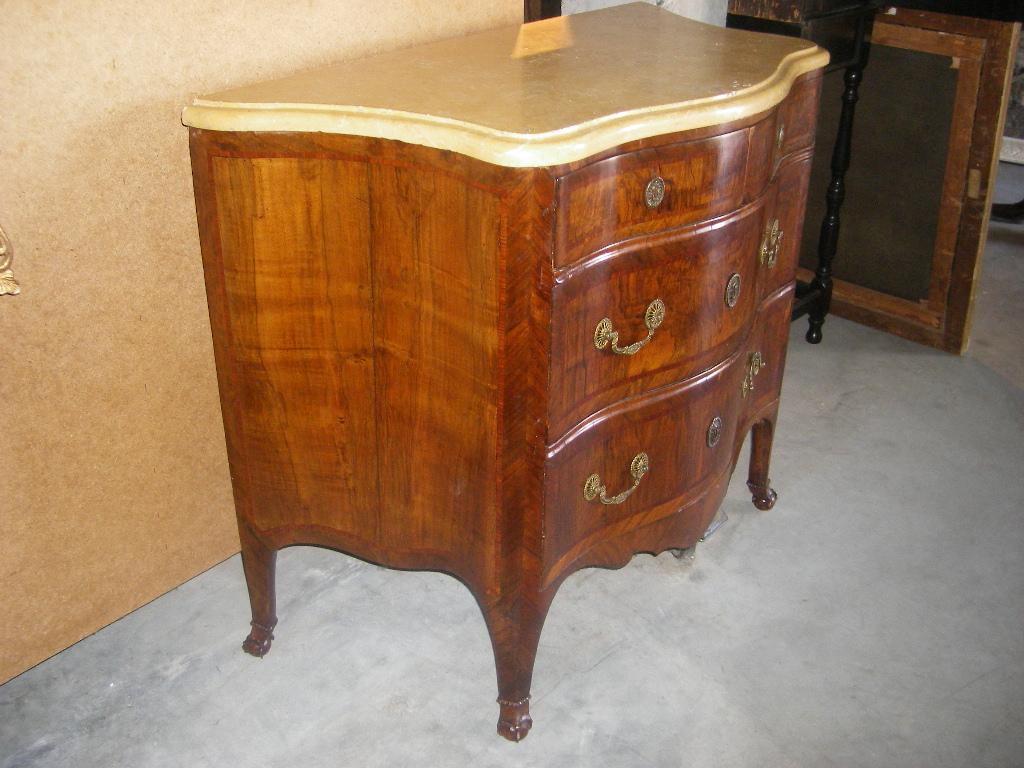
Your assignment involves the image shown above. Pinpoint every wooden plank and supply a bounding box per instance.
[797,266,943,327]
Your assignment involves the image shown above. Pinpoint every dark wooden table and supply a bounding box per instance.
[727,0,883,344]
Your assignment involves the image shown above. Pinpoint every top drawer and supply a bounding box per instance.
[739,72,823,202]
[551,72,821,268]
[776,73,822,160]
[553,129,750,266]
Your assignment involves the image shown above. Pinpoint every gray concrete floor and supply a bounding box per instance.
[2,166,1023,768]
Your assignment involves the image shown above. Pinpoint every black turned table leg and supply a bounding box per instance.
[991,197,1024,223]
[806,13,872,344]
[806,63,863,343]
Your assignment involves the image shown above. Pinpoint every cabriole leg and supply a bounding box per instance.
[481,590,553,742]
[747,411,778,511]
[239,522,278,657]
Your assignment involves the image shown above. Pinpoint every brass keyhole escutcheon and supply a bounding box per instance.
[707,416,723,448]
[760,218,783,269]
[724,273,741,308]
[741,351,766,398]
[644,176,666,209]
[594,298,666,356]
[583,452,650,505]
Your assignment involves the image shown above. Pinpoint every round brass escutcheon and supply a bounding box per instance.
[644,176,666,209]
[707,416,723,448]
[582,473,603,502]
[644,297,666,329]
[593,317,615,349]
[724,273,741,308]
[630,452,650,478]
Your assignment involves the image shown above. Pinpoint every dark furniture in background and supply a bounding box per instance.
[992,197,1024,220]
[525,0,562,21]
[800,10,1017,351]
[893,1,1022,20]
[727,1,881,344]
[727,1,1019,352]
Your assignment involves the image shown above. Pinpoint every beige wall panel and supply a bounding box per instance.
[0,0,520,684]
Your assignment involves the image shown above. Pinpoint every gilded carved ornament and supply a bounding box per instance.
[0,224,20,296]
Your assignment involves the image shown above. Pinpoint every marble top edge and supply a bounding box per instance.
[182,5,829,167]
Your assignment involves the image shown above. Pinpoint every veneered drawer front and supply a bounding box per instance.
[542,284,796,587]
[543,349,746,586]
[776,74,822,159]
[554,129,751,267]
[756,153,813,302]
[742,284,795,417]
[549,202,764,438]
[743,74,821,201]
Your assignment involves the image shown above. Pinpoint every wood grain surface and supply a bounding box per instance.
[549,203,764,435]
[555,130,751,266]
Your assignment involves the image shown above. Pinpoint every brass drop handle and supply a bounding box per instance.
[644,176,666,209]
[760,218,783,268]
[583,452,649,505]
[594,299,665,356]
[741,351,766,398]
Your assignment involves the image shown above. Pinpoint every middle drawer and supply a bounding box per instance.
[549,199,764,438]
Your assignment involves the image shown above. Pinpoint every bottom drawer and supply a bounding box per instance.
[542,285,795,586]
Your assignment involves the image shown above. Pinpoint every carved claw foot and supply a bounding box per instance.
[748,482,777,511]
[670,546,696,562]
[496,697,532,742]
[242,620,276,657]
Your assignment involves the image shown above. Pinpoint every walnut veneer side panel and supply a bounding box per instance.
[209,156,379,536]
[370,160,506,562]
[191,128,558,740]
[192,130,536,582]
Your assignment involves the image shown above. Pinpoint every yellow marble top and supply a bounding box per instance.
[182,3,828,168]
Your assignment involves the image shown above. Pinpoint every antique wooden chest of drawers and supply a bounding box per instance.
[183,4,827,741]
